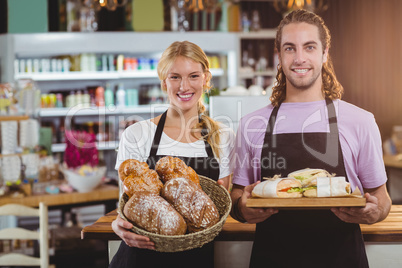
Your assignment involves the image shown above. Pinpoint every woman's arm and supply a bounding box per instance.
[113,121,155,248]
[218,175,231,190]
[111,215,155,249]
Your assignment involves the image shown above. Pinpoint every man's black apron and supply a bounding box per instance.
[109,110,220,268]
[250,99,368,268]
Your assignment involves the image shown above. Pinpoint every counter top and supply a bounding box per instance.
[0,184,119,209]
[81,205,402,243]
[383,154,402,169]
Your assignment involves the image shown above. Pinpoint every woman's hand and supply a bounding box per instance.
[111,215,155,250]
[217,175,231,190]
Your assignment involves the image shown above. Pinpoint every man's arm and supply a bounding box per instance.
[230,183,278,224]
[331,184,392,224]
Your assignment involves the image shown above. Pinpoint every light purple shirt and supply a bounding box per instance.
[232,99,387,193]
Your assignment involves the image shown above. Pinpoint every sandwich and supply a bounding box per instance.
[288,168,332,188]
[252,177,303,198]
[303,177,351,197]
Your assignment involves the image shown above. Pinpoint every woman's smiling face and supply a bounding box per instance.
[164,56,206,113]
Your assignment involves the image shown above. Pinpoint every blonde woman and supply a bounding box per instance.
[110,41,235,268]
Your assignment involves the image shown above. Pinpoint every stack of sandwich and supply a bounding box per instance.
[252,168,351,198]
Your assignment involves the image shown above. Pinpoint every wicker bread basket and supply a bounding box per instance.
[117,175,232,252]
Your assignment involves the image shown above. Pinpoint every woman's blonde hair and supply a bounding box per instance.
[271,9,343,107]
[157,41,222,158]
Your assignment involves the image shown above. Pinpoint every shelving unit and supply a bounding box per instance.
[0,32,239,85]
[0,31,276,178]
[14,69,225,81]
[51,141,119,153]
[0,115,30,158]
[38,104,170,117]
[236,29,277,88]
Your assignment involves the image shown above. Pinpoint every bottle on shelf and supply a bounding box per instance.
[227,1,241,32]
[247,43,256,70]
[251,10,261,32]
[48,93,57,108]
[241,12,250,32]
[117,55,124,72]
[108,54,115,71]
[66,91,76,108]
[95,86,105,107]
[82,90,90,107]
[126,88,139,106]
[170,0,179,31]
[104,83,114,108]
[177,0,190,32]
[148,85,163,104]
[66,0,81,32]
[116,83,126,108]
[75,90,83,105]
[56,93,64,108]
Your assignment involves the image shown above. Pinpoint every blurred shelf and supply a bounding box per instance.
[237,29,277,39]
[39,104,170,117]
[0,115,30,121]
[14,69,225,81]
[238,68,276,79]
[52,141,119,153]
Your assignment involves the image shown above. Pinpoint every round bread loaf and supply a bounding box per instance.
[161,177,219,233]
[118,159,149,182]
[123,169,163,197]
[123,191,187,236]
[155,156,200,185]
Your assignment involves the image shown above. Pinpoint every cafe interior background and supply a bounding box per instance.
[0,0,402,267]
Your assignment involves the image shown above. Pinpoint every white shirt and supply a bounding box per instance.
[116,119,236,179]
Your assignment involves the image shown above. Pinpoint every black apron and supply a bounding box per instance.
[110,111,220,268]
[250,99,368,268]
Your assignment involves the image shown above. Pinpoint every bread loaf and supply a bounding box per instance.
[161,177,219,233]
[118,159,149,182]
[123,169,163,197]
[123,191,187,236]
[118,159,163,197]
[155,156,200,185]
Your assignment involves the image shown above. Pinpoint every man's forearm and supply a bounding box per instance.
[230,185,246,222]
[365,184,392,223]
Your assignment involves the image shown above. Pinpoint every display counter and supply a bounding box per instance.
[82,205,402,267]
[0,184,119,225]
[384,154,402,204]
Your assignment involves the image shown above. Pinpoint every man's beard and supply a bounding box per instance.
[285,70,322,91]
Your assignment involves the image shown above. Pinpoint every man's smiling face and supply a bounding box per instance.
[279,22,328,91]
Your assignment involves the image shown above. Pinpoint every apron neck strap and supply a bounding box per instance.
[149,110,215,158]
[326,98,338,135]
[267,98,338,135]
[149,110,167,157]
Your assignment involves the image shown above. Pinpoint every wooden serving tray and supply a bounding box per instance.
[246,196,366,209]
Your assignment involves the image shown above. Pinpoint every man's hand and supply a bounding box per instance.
[232,182,278,224]
[111,215,155,250]
[331,184,391,224]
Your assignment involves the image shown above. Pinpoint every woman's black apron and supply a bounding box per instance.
[250,99,368,268]
[109,110,220,268]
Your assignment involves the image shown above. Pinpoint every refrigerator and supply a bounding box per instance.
[209,95,271,133]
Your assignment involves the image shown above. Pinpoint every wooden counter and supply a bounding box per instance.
[383,154,402,169]
[0,184,119,211]
[82,205,402,242]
